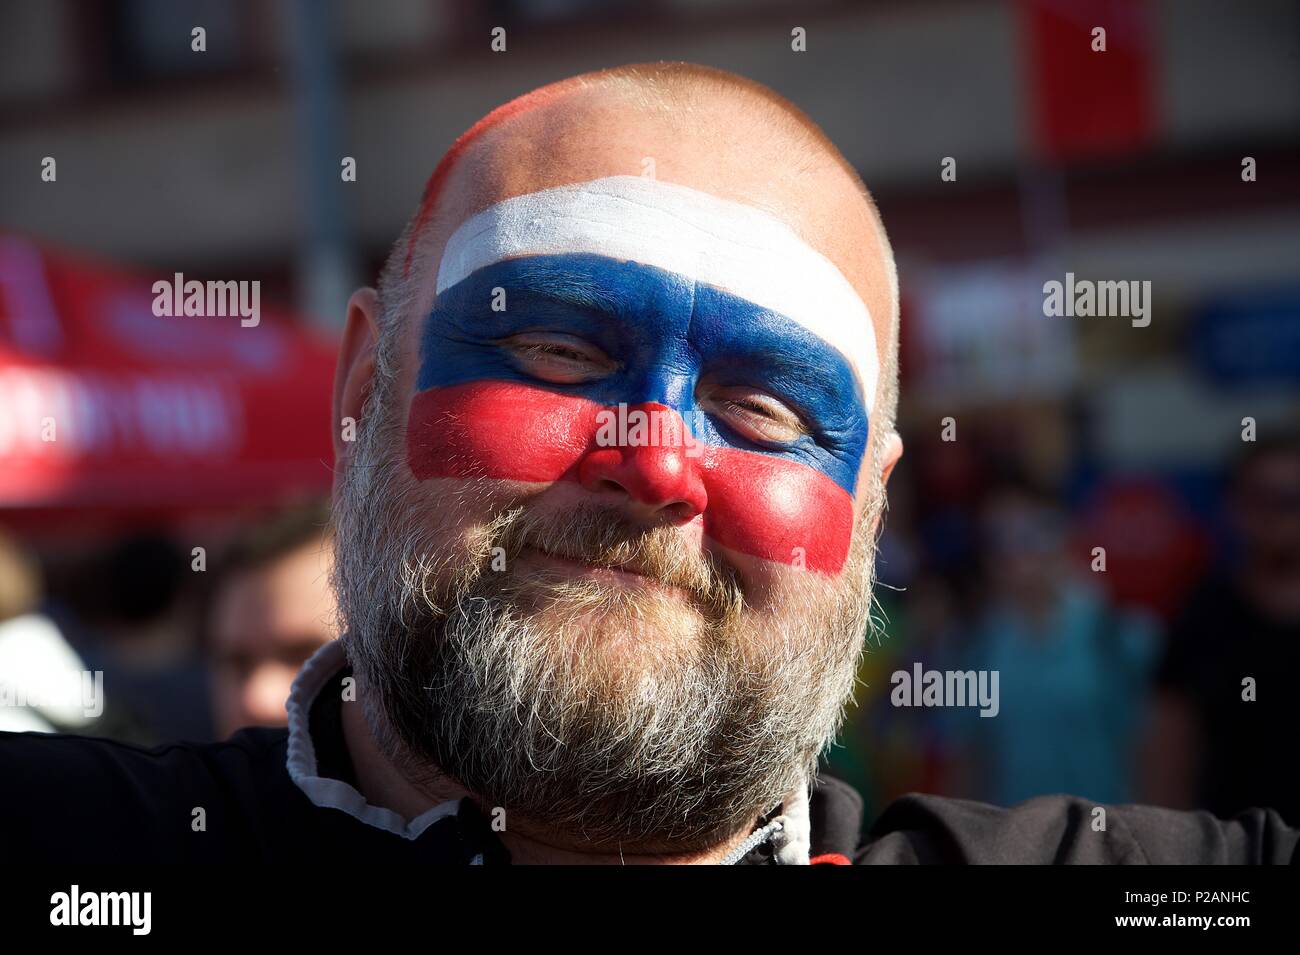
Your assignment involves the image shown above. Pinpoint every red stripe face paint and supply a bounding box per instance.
[407,381,855,574]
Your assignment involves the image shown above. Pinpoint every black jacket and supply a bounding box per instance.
[2,730,1295,864]
[2,658,1295,864]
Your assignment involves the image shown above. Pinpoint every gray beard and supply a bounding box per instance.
[332,376,880,852]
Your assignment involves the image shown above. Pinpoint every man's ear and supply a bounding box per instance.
[332,287,381,465]
[879,432,903,489]
[866,432,904,536]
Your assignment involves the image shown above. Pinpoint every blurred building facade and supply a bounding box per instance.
[2,0,1298,324]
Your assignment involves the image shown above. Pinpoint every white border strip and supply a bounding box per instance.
[436,175,879,409]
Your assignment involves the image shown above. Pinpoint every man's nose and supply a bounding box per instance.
[577,403,708,522]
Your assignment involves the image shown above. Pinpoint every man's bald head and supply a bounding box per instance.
[375,62,899,448]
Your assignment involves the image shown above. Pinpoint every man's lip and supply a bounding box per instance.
[519,545,670,588]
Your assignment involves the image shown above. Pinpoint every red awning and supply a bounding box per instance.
[0,236,338,527]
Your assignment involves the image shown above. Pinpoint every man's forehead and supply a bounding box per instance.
[414,89,881,301]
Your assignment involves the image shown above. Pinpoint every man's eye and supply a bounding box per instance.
[500,333,617,384]
[702,385,809,446]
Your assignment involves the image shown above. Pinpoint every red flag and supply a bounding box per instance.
[1018,0,1157,162]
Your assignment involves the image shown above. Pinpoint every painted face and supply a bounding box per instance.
[405,175,878,576]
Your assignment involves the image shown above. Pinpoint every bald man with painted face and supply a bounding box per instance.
[327,62,900,864]
[1,64,1296,866]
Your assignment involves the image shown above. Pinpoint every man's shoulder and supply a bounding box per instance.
[855,792,1300,865]
[0,726,289,785]
[0,727,293,861]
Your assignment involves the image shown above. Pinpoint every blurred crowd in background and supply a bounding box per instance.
[2,0,1298,828]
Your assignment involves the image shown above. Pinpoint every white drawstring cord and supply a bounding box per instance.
[720,818,785,865]
[719,776,812,865]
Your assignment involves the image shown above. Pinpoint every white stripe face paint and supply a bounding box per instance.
[435,175,879,409]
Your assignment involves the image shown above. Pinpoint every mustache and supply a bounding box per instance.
[472,501,747,615]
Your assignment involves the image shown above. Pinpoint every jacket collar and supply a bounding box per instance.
[285,640,463,841]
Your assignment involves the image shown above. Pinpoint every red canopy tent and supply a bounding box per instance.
[0,236,338,533]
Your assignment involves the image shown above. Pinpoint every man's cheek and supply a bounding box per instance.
[407,381,593,482]
[698,450,855,576]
